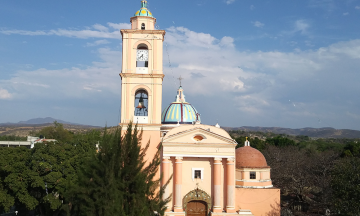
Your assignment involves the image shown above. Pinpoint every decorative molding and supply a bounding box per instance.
[175,156,183,160]
[236,185,274,189]
[163,127,237,144]
[227,157,235,162]
[119,73,165,80]
[163,156,170,160]
[164,146,234,154]
[214,157,222,161]
[183,188,211,213]
[164,154,234,158]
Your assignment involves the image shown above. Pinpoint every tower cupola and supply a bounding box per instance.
[131,1,156,30]
[134,1,154,18]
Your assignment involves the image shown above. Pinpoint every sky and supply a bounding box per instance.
[0,0,360,130]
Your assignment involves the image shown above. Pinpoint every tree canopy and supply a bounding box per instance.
[68,124,169,216]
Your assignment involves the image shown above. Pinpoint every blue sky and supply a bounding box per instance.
[0,0,360,130]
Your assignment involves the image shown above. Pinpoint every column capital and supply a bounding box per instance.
[214,157,222,161]
[163,156,170,160]
[227,157,235,162]
[175,156,183,160]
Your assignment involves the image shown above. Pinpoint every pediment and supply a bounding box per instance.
[163,127,237,146]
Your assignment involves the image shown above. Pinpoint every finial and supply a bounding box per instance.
[245,137,250,147]
[177,75,183,87]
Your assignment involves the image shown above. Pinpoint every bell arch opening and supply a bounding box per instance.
[134,89,148,124]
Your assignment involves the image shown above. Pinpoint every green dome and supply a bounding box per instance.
[161,86,201,124]
[134,1,154,18]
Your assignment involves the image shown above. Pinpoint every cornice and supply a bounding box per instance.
[119,73,165,80]
[120,29,166,40]
[163,127,237,145]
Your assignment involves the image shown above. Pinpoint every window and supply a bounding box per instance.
[250,172,256,179]
[193,135,204,141]
[191,168,204,180]
[141,23,145,30]
[194,170,201,179]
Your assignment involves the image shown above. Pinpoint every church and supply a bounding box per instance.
[119,1,280,216]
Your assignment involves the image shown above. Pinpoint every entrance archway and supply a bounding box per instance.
[186,201,207,216]
[183,188,211,216]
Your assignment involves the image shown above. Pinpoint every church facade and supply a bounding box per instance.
[119,1,280,216]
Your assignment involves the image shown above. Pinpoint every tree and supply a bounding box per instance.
[265,135,296,147]
[32,121,74,142]
[0,147,41,215]
[331,157,360,215]
[262,145,339,215]
[68,123,170,216]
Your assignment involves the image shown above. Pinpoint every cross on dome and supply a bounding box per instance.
[177,75,183,87]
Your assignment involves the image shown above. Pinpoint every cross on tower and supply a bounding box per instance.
[177,75,183,87]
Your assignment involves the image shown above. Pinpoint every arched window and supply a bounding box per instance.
[136,44,148,73]
[141,23,145,30]
[134,89,148,116]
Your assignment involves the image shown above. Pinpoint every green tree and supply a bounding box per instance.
[331,157,360,215]
[29,136,97,216]
[0,135,27,141]
[265,135,296,147]
[32,121,74,142]
[68,124,170,216]
[341,141,360,157]
[0,147,42,214]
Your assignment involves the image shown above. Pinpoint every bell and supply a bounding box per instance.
[136,96,146,109]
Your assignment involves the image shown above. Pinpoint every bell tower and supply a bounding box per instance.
[119,0,165,152]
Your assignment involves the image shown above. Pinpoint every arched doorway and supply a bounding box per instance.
[186,201,207,216]
[183,188,211,216]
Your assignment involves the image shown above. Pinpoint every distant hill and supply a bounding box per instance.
[224,126,360,139]
[0,117,79,126]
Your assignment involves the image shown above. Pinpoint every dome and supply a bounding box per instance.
[161,86,201,124]
[134,1,154,18]
[235,146,269,168]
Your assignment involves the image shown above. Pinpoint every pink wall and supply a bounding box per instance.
[235,188,280,216]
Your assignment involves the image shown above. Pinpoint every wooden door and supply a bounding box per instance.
[186,201,207,216]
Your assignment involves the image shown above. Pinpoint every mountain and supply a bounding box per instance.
[0,117,80,126]
[224,126,360,139]
[17,117,75,125]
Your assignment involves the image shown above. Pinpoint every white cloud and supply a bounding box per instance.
[86,39,110,47]
[0,22,131,39]
[253,21,264,28]
[343,12,349,16]
[308,0,336,11]
[282,20,310,36]
[1,24,360,129]
[0,88,11,99]
[294,20,310,34]
[355,6,360,9]
[225,0,235,5]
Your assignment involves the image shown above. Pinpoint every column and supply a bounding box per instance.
[174,156,183,212]
[226,157,235,213]
[162,156,171,212]
[213,157,222,212]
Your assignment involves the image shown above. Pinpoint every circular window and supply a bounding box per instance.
[193,135,204,141]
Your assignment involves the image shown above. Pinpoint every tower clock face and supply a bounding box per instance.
[137,50,149,61]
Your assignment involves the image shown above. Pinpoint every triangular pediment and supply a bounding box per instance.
[163,127,237,146]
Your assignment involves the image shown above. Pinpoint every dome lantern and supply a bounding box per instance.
[134,0,154,18]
